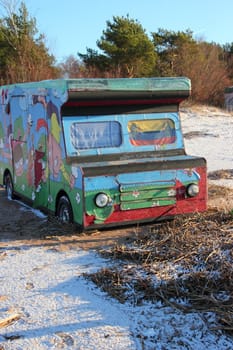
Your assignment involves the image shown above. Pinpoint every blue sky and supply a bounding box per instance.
[23,0,233,62]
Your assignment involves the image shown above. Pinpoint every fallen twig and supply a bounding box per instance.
[0,313,22,328]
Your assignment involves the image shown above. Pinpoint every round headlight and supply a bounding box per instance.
[95,193,109,207]
[186,183,199,197]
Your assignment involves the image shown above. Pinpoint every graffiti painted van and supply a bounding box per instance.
[0,78,207,229]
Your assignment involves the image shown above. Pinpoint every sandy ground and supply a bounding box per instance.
[0,187,143,251]
[0,179,233,251]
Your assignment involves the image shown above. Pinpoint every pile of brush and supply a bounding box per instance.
[85,209,233,334]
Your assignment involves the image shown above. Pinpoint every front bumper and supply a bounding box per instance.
[83,156,207,228]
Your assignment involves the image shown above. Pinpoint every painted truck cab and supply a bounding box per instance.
[0,78,207,229]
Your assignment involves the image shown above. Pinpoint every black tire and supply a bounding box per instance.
[56,196,73,223]
[5,174,15,200]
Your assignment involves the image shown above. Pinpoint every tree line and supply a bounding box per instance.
[1,1,233,106]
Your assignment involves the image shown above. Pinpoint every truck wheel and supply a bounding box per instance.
[57,196,73,223]
[5,174,15,199]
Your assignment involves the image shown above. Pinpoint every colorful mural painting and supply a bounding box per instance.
[0,78,207,230]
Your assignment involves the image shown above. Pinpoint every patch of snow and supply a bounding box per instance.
[18,201,47,219]
[181,108,233,189]
[1,246,233,349]
[0,247,135,349]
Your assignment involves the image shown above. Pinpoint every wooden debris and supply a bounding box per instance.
[0,295,7,302]
[0,313,21,328]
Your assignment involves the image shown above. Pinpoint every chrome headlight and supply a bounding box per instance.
[186,183,199,197]
[95,193,109,207]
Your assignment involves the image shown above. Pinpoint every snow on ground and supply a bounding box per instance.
[181,106,233,189]
[0,246,136,349]
[1,236,233,350]
[0,106,233,350]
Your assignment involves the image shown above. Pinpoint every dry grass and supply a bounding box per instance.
[208,169,233,180]
[208,183,233,213]
[181,104,233,117]
[85,209,233,334]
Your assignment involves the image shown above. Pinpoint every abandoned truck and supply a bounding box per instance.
[0,77,207,229]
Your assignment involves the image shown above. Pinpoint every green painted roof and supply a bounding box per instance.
[66,77,191,92]
[2,77,191,93]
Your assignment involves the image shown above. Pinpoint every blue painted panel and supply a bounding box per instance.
[84,168,200,193]
[62,112,184,157]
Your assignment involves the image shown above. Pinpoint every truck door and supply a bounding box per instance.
[28,96,49,208]
[11,95,32,197]
[11,94,49,207]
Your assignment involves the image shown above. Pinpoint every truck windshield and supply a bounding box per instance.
[69,121,122,149]
[62,113,179,156]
